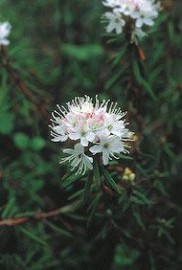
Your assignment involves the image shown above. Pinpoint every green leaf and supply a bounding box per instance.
[105,66,127,90]
[61,43,104,61]
[61,173,83,188]
[114,244,140,266]
[82,172,93,204]
[45,220,73,238]
[93,160,101,188]
[133,210,145,229]
[1,197,18,218]
[31,136,46,151]
[87,194,102,227]
[132,60,156,100]
[117,153,133,160]
[131,189,152,206]
[68,190,84,201]
[20,227,47,246]
[102,168,121,194]
[111,45,127,68]
[13,133,30,150]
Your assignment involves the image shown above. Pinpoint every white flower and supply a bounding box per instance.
[50,95,134,174]
[102,0,161,41]
[133,27,146,39]
[103,0,120,8]
[115,0,136,16]
[68,121,96,147]
[51,125,68,142]
[60,143,93,175]
[104,11,125,34]
[50,114,68,142]
[0,22,11,46]
[132,1,158,28]
[90,135,128,165]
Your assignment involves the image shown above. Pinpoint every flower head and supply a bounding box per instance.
[0,22,11,46]
[102,0,161,41]
[50,95,134,174]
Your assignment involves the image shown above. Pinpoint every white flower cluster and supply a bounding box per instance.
[50,96,133,175]
[0,22,11,46]
[102,0,161,40]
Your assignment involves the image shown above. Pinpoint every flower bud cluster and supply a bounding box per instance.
[102,0,161,41]
[50,96,133,174]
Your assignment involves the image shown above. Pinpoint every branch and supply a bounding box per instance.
[0,46,48,119]
[0,201,80,226]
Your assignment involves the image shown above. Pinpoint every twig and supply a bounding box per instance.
[0,201,80,226]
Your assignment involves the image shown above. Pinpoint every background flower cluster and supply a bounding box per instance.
[103,0,161,40]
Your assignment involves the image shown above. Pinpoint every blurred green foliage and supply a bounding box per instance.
[0,0,182,269]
